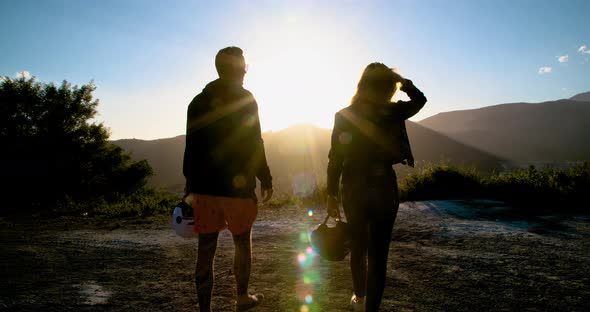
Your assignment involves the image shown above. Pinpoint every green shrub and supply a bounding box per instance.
[71,189,178,218]
[399,164,483,202]
[485,163,589,212]
[398,162,589,213]
[0,76,153,215]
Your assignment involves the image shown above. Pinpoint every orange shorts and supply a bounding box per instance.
[190,193,258,235]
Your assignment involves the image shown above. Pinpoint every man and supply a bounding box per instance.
[183,46,273,312]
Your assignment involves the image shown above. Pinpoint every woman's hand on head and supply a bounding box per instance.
[390,71,402,85]
[401,78,414,91]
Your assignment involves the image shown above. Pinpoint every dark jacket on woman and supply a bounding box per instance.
[327,81,426,196]
[183,78,272,199]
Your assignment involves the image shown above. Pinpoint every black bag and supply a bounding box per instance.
[310,215,351,261]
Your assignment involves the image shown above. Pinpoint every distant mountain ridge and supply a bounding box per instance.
[115,91,590,193]
[115,136,186,191]
[113,122,502,193]
[419,92,590,163]
[570,91,590,102]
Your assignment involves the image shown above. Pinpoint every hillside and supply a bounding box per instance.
[419,93,590,163]
[570,91,590,102]
[113,123,502,193]
[114,136,186,191]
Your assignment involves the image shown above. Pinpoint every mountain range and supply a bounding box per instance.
[113,92,589,193]
[114,122,502,193]
[569,91,590,102]
[419,93,590,163]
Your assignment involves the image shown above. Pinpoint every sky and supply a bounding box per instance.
[1,0,589,140]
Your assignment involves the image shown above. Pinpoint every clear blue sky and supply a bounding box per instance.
[1,0,589,139]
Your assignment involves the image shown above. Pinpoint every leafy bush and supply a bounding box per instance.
[399,164,483,201]
[399,162,589,213]
[0,76,153,216]
[485,163,589,212]
[75,189,178,218]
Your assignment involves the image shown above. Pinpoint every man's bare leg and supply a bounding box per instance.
[233,230,252,297]
[233,230,263,310]
[196,232,219,312]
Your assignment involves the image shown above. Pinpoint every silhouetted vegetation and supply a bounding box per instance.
[486,163,589,212]
[259,163,589,214]
[399,164,482,201]
[2,76,586,218]
[399,163,590,213]
[0,76,154,216]
[74,188,178,218]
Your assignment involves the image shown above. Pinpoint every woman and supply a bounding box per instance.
[326,63,426,311]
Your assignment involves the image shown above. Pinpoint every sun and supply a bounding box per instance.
[242,16,368,132]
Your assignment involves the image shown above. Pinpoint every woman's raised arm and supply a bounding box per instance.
[392,79,427,120]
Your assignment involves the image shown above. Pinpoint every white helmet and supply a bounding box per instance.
[172,198,197,238]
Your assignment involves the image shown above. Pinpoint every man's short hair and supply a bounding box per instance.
[215,47,246,77]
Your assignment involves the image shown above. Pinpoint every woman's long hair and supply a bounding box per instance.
[350,62,403,107]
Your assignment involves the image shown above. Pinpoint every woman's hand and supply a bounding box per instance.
[327,195,341,219]
[400,78,414,91]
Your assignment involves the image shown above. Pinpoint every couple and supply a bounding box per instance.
[183,47,427,312]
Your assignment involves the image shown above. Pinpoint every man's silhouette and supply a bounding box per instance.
[183,46,273,312]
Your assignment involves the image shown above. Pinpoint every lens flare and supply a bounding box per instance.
[232,175,246,188]
[292,172,317,197]
[307,209,313,217]
[299,232,308,243]
[295,219,320,311]
[303,271,320,284]
[297,253,307,264]
[339,131,352,144]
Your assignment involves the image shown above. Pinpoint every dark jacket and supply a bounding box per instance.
[183,78,272,199]
[327,81,426,196]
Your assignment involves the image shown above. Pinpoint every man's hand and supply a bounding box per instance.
[261,188,273,203]
[327,195,341,219]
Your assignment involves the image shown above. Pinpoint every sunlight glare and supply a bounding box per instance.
[244,15,367,131]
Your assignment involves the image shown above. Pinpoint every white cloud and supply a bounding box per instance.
[557,55,568,63]
[579,45,590,54]
[15,71,30,79]
[538,66,552,74]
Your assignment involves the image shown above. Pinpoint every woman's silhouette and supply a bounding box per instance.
[326,63,426,311]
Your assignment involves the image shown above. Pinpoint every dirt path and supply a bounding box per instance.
[1,200,589,311]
